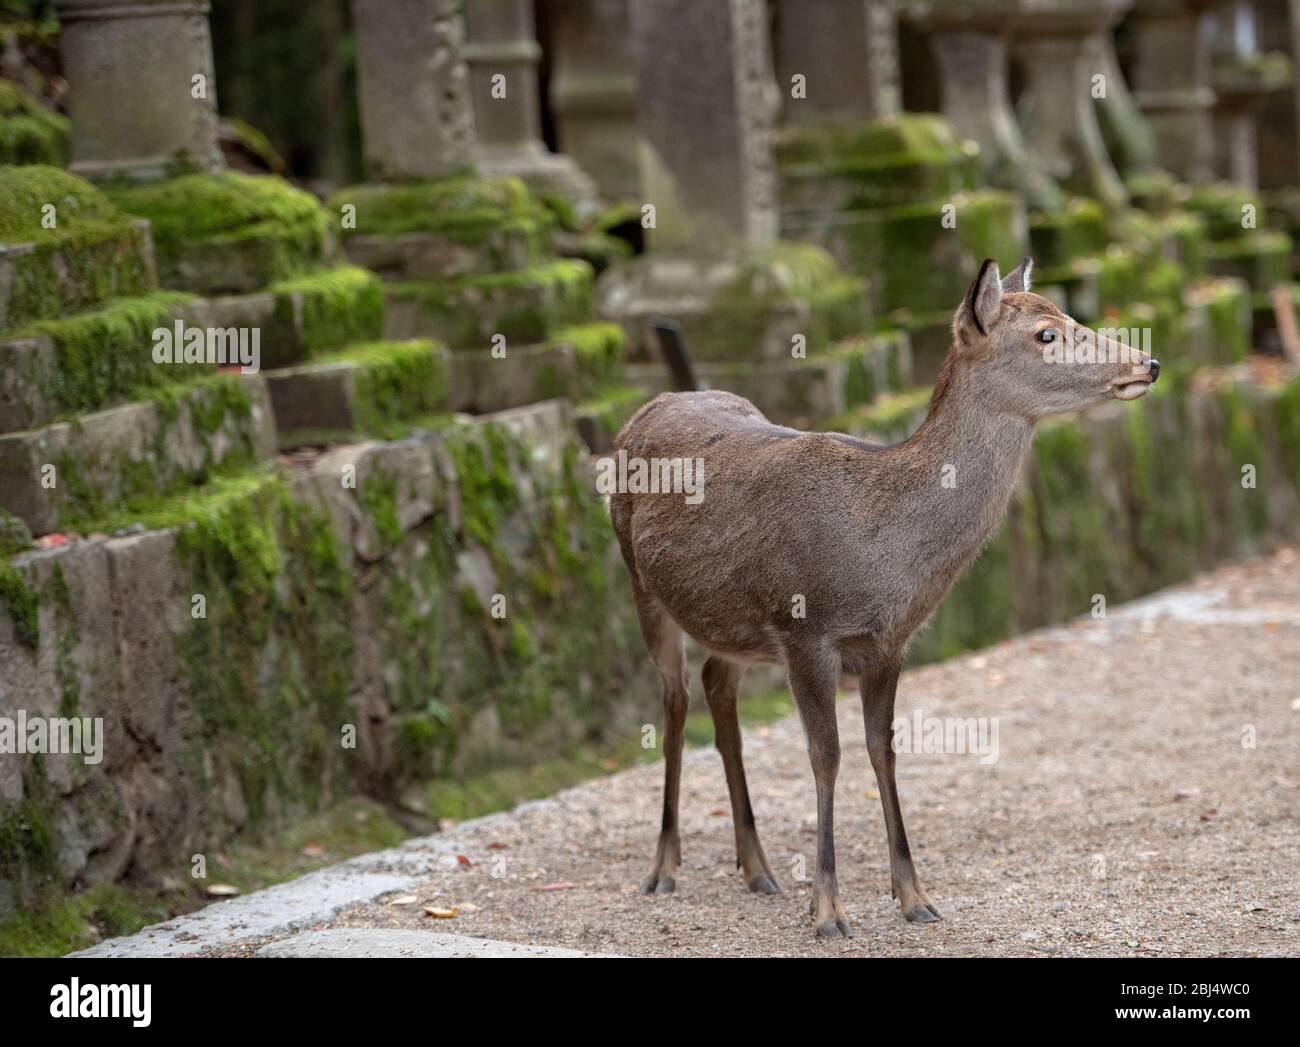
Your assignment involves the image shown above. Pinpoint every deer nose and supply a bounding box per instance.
[1148,359,1161,383]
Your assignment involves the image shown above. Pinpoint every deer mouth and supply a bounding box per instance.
[1112,377,1152,401]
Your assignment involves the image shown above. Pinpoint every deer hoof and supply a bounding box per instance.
[903,903,942,923]
[747,874,781,895]
[640,873,676,895]
[815,918,853,940]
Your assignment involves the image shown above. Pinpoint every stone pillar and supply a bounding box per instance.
[1256,0,1300,189]
[545,0,642,201]
[1090,24,1158,174]
[53,0,223,181]
[773,0,901,122]
[1128,0,1220,183]
[904,1,1064,212]
[1208,0,1290,188]
[1013,1,1129,210]
[464,0,598,209]
[630,0,778,254]
[351,0,475,181]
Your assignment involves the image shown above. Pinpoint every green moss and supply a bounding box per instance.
[108,172,329,291]
[328,175,550,238]
[0,81,70,166]
[0,557,38,648]
[550,321,624,392]
[268,265,385,360]
[18,290,198,414]
[387,259,594,348]
[0,166,156,330]
[1183,182,1264,240]
[825,386,931,442]
[1029,197,1110,268]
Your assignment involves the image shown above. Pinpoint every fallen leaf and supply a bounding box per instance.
[1173,787,1201,801]
[456,854,473,867]
[864,788,879,800]
[34,533,71,550]
[205,884,239,898]
[710,809,727,817]
[600,759,618,771]
[534,882,576,892]
[1200,808,1218,821]
[301,843,325,858]
[387,894,417,906]
[423,906,459,919]
[487,841,508,850]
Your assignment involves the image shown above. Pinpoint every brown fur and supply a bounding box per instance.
[611,258,1158,936]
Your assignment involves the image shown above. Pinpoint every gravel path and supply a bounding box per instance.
[220,548,1300,957]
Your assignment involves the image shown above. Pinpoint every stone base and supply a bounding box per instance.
[383,259,595,348]
[0,373,276,535]
[476,145,601,219]
[596,243,870,362]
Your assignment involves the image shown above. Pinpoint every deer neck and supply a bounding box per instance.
[886,361,1035,564]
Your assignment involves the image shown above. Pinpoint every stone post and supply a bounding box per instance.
[1090,23,1159,174]
[630,0,778,254]
[1128,0,1220,183]
[773,0,902,123]
[464,0,598,209]
[544,0,642,201]
[53,0,223,181]
[903,0,1064,212]
[1256,0,1300,189]
[1012,0,1130,210]
[1208,0,1290,188]
[351,0,475,182]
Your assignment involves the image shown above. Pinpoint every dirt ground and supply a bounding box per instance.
[241,548,1300,957]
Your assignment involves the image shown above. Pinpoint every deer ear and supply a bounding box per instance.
[1001,256,1033,293]
[955,258,1003,342]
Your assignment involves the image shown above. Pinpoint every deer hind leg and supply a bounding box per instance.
[787,644,852,939]
[632,588,690,896]
[860,662,942,924]
[702,654,779,895]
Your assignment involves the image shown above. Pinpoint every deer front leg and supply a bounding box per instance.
[788,645,851,939]
[861,663,942,924]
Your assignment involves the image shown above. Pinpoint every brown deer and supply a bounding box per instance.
[610,258,1159,938]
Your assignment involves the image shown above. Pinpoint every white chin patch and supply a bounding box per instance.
[1114,381,1151,401]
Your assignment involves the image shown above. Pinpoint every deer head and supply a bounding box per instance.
[947,257,1160,420]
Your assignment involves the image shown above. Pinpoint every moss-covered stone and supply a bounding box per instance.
[0,165,156,332]
[266,339,451,446]
[1205,230,1292,292]
[385,258,595,348]
[1029,197,1110,269]
[265,265,385,365]
[107,172,330,294]
[0,81,69,167]
[1183,182,1264,241]
[14,290,199,415]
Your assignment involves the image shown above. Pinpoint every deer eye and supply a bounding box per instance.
[1035,327,1059,345]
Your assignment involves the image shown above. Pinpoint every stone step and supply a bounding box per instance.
[780,190,1024,318]
[619,331,912,427]
[330,176,555,280]
[265,340,451,447]
[0,291,202,433]
[187,265,385,371]
[106,171,334,295]
[383,259,595,348]
[0,166,156,334]
[0,373,276,536]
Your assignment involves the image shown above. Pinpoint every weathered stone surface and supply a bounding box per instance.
[0,374,277,536]
[629,0,778,253]
[903,1,1064,211]
[545,0,642,201]
[465,0,599,211]
[351,0,475,181]
[53,0,223,181]
[1012,1,1129,211]
[1128,0,1219,183]
[1092,18,1159,175]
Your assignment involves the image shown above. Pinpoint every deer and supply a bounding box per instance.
[609,258,1159,938]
